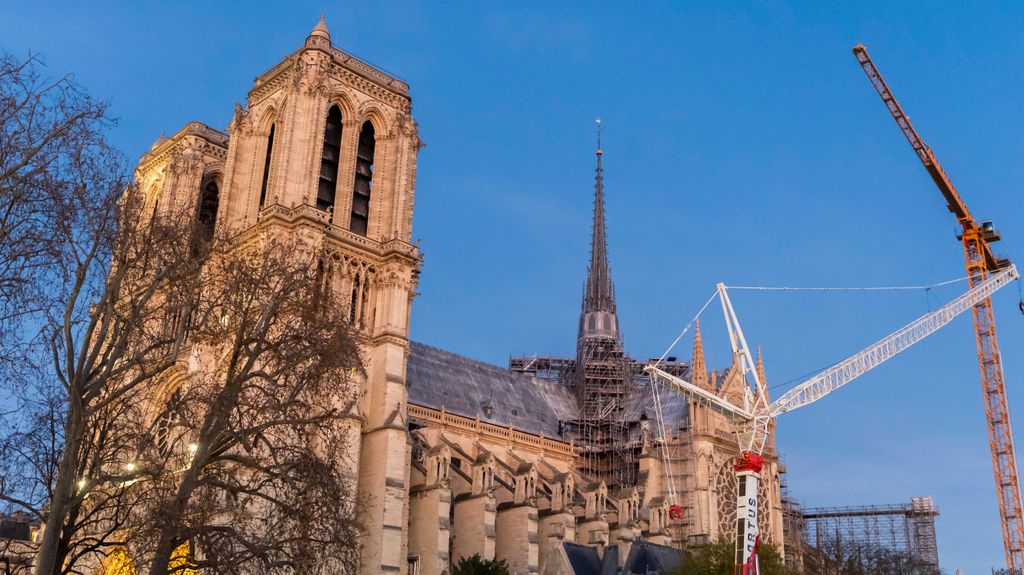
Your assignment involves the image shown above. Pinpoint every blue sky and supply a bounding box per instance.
[3,1,1022,571]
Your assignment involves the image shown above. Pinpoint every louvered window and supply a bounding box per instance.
[350,121,375,236]
[317,106,343,212]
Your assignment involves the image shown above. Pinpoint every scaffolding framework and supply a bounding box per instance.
[802,497,940,570]
[510,349,692,490]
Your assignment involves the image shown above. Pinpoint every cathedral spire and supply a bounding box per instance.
[691,320,709,390]
[578,119,620,342]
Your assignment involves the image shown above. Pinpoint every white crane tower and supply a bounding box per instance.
[645,264,1020,574]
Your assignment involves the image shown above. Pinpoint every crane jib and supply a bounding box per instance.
[855,45,980,247]
[769,265,1019,417]
[855,57,932,166]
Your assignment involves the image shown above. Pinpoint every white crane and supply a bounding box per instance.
[645,264,1020,574]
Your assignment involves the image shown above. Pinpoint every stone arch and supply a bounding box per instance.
[145,177,165,220]
[426,444,451,486]
[255,109,278,211]
[150,368,189,456]
[196,169,223,241]
[255,105,278,136]
[326,90,358,122]
[316,104,345,213]
[357,104,393,136]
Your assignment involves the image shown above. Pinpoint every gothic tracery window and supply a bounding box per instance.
[318,106,343,213]
[155,389,185,456]
[258,124,276,209]
[350,121,375,236]
[715,459,737,538]
[349,274,360,324]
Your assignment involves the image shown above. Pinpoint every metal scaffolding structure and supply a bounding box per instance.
[778,465,806,573]
[802,497,940,570]
[508,355,574,383]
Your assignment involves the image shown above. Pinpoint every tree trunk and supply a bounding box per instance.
[33,407,81,575]
[147,452,203,575]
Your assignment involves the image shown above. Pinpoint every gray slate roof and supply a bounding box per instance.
[621,382,690,440]
[622,541,684,574]
[562,543,620,575]
[407,341,578,438]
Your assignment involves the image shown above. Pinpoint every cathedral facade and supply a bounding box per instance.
[132,19,786,575]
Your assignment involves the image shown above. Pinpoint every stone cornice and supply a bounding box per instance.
[250,43,409,106]
[329,46,409,95]
[137,122,229,176]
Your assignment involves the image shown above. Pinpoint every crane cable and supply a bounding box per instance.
[650,289,720,508]
[724,275,967,292]
[725,274,1024,395]
[647,273,989,508]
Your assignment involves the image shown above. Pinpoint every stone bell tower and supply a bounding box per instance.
[213,17,423,574]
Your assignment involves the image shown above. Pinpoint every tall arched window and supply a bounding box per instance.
[350,121,375,236]
[258,124,276,209]
[197,177,219,242]
[349,275,361,324]
[317,106,343,213]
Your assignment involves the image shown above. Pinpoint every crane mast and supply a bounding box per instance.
[853,44,1024,570]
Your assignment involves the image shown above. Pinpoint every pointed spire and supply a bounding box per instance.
[756,346,770,402]
[578,119,620,342]
[307,14,331,46]
[756,347,766,385]
[582,119,615,314]
[150,131,168,151]
[691,320,709,390]
[313,14,329,36]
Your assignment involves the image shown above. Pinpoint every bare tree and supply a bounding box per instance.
[0,51,206,574]
[133,233,364,575]
[4,180,203,575]
[0,52,108,359]
[806,534,942,575]
[0,51,364,575]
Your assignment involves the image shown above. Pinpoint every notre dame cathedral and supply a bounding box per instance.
[130,17,787,575]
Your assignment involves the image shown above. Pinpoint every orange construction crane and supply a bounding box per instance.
[853,43,1023,569]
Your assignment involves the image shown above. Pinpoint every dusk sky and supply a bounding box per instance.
[3,1,1023,571]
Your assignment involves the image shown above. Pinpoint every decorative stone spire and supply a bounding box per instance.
[578,118,620,342]
[691,320,709,390]
[312,14,329,37]
[756,346,770,403]
[151,131,168,151]
[306,14,331,47]
[758,346,777,446]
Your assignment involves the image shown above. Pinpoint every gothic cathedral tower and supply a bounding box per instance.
[134,17,423,575]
